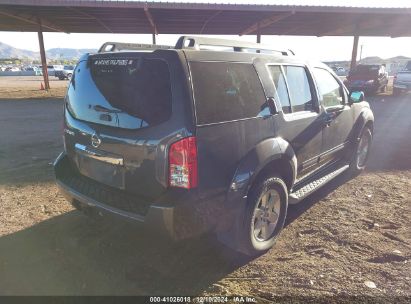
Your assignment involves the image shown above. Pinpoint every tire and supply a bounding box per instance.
[237,175,288,256]
[67,73,72,80]
[348,126,373,175]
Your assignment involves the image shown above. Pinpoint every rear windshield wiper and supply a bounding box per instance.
[92,104,123,114]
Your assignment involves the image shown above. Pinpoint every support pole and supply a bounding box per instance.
[37,19,50,91]
[152,33,156,45]
[350,35,359,72]
[359,44,364,61]
[256,22,261,44]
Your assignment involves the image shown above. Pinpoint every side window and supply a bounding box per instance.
[268,65,291,114]
[190,61,267,124]
[283,66,314,112]
[312,68,344,108]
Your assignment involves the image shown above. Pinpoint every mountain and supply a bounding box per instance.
[46,47,97,59]
[0,42,97,60]
[0,42,38,59]
[358,56,384,64]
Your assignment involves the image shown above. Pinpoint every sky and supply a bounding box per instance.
[0,0,411,61]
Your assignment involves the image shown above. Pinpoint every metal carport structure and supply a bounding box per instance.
[0,0,410,89]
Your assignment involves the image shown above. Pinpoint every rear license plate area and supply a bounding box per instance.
[76,147,125,189]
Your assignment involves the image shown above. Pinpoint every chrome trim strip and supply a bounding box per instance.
[75,143,124,166]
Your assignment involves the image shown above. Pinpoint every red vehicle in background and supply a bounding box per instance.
[344,64,388,95]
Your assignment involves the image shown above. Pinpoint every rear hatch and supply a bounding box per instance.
[348,65,379,82]
[63,50,191,200]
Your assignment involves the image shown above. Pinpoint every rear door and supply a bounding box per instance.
[63,51,190,199]
[311,67,354,165]
[269,64,323,178]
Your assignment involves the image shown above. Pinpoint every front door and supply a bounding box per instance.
[311,67,354,165]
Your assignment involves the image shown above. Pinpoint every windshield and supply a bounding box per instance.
[66,55,172,129]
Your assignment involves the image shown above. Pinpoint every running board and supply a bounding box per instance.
[289,164,349,205]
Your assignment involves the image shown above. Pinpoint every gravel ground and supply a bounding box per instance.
[0,77,409,301]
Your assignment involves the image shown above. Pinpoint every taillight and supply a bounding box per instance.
[168,136,198,189]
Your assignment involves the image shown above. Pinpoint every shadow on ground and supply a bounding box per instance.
[0,171,352,295]
[0,209,248,295]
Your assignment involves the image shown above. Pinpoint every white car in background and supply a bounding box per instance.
[393,61,411,96]
[332,66,346,76]
[5,67,20,72]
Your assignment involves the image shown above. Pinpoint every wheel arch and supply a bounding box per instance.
[357,107,375,139]
[228,137,297,200]
[350,107,374,145]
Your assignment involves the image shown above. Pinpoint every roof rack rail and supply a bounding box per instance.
[98,42,172,53]
[175,36,289,56]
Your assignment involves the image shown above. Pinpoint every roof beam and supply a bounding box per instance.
[144,5,158,35]
[200,10,222,34]
[388,17,411,37]
[68,7,113,33]
[0,8,66,32]
[240,11,294,36]
[319,17,383,36]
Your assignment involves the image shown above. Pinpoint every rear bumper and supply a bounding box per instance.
[54,152,177,239]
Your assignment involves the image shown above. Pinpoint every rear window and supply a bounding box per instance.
[190,61,267,124]
[66,56,172,129]
[351,65,379,75]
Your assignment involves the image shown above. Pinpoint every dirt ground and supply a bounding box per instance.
[0,76,410,301]
[0,76,67,100]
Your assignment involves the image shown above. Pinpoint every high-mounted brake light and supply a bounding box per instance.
[168,136,198,189]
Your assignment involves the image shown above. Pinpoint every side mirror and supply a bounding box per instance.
[349,91,364,104]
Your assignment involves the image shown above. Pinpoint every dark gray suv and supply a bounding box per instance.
[54,36,374,256]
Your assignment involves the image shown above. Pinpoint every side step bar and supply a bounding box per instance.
[289,164,349,205]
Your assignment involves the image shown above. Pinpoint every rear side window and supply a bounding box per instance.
[312,68,344,107]
[190,61,267,124]
[268,66,291,114]
[283,66,314,112]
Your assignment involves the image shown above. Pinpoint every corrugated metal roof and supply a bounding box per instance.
[3,0,411,10]
[141,0,411,9]
[0,0,410,36]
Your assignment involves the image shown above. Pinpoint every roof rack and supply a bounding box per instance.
[98,42,172,53]
[175,36,289,56]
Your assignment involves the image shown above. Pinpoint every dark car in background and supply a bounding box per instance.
[54,36,374,256]
[344,64,388,95]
